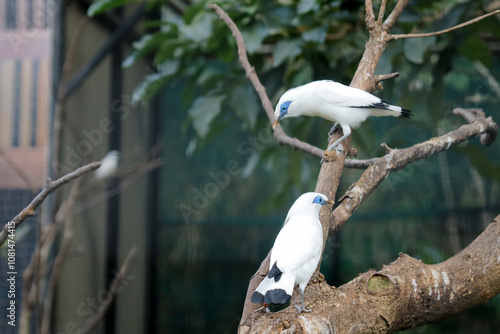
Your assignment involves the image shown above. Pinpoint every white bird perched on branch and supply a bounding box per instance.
[95,150,121,180]
[272,80,412,151]
[251,192,334,313]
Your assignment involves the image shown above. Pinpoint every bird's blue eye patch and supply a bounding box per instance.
[278,101,292,120]
[312,195,325,205]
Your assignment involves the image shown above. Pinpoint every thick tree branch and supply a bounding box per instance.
[364,0,376,30]
[249,214,500,333]
[392,10,500,40]
[330,108,498,236]
[0,161,101,246]
[228,0,500,331]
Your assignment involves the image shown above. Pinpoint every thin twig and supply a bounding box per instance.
[81,246,139,334]
[376,72,400,82]
[453,108,498,146]
[392,10,500,39]
[382,0,411,30]
[40,178,82,334]
[0,161,101,246]
[208,4,325,159]
[377,0,388,24]
[473,61,500,97]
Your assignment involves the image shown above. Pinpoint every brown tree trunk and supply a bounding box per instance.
[247,215,500,333]
[205,2,500,333]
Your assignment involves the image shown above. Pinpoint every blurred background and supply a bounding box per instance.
[0,0,500,333]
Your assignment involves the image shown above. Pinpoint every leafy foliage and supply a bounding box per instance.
[92,0,500,205]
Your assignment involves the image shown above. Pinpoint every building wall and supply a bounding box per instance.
[54,2,150,334]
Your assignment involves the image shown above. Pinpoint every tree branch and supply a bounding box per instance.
[382,0,411,30]
[391,9,500,40]
[249,214,500,333]
[364,0,376,30]
[377,0,388,24]
[0,161,101,246]
[330,108,498,236]
[453,108,498,146]
[40,177,82,334]
[208,4,324,159]
[376,72,399,82]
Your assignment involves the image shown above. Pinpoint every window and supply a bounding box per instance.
[6,0,16,29]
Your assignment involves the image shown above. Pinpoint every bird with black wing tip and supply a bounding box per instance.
[273,80,412,151]
[251,192,334,313]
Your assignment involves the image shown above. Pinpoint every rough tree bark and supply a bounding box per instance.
[208,1,500,333]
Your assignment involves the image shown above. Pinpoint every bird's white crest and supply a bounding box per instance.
[95,150,121,180]
[273,80,411,150]
[251,192,333,313]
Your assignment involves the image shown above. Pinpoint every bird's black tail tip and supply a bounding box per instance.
[251,291,264,304]
[264,289,291,305]
[400,108,412,120]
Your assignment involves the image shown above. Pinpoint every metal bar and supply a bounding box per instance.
[64,4,144,97]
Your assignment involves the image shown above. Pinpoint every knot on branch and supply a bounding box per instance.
[365,272,399,297]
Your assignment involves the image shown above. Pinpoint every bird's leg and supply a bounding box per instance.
[254,303,270,313]
[294,289,312,313]
[327,123,340,140]
[327,124,351,152]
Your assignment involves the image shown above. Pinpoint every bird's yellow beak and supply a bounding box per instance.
[272,119,279,129]
[326,199,335,205]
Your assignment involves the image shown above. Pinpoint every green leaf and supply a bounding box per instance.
[459,35,492,67]
[403,36,436,64]
[273,39,302,67]
[188,95,225,138]
[241,22,269,54]
[87,0,134,17]
[443,72,470,91]
[122,32,171,68]
[230,85,259,130]
[301,26,327,43]
[131,60,179,105]
[179,13,213,42]
[297,0,319,14]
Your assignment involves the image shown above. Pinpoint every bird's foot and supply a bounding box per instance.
[254,305,270,313]
[295,304,312,314]
[327,123,340,140]
[326,143,344,153]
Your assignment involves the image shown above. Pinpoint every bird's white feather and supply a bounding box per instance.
[274,80,410,129]
[95,150,120,180]
[252,192,330,309]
